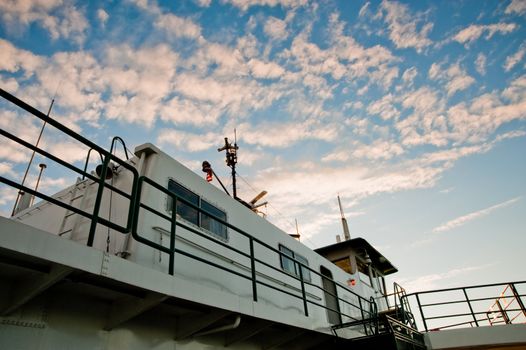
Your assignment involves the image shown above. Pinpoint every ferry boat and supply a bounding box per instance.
[1,88,525,349]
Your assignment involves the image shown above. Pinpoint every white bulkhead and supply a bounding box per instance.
[11,142,391,337]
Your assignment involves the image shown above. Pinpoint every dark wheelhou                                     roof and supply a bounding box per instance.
[314,237,398,276]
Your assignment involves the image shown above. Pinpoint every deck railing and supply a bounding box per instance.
[403,281,526,332]
[0,88,376,332]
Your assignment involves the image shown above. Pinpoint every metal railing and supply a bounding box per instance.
[0,88,376,330]
[403,281,526,332]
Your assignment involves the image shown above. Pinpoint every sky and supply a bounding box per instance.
[0,0,525,294]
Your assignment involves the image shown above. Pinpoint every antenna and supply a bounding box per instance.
[217,130,239,199]
[338,195,351,241]
[290,219,300,240]
[12,99,54,216]
[29,163,47,207]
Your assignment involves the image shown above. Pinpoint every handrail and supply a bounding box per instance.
[0,88,377,329]
[0,89,139,242]
[403,281,526,332]
[133,176,375,320]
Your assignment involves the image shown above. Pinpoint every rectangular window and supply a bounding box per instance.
[201,199,227,239]
[279,245,311,282]
[168,180,199,225]
[333,257,352,274]
[168,180,227,240]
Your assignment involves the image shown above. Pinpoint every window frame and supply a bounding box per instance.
[167,179,228,241]
[278,244,311,282]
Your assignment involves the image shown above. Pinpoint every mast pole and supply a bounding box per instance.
[338,195,351,241]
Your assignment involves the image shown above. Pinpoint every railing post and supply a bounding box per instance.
[415,294,428,332]
[249,238,257,302]
[462,288,479,327]
[509,283,526,320]
[496,300,510,324]
[298,265,308,317]
[358,297,368,335]
[169,197,177,276]
[87,153,111,247]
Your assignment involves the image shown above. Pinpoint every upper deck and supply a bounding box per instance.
[1,87,525,350]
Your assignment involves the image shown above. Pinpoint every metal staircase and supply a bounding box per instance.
[331,283,427,349]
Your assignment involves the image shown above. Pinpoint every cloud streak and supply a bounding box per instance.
[433,197,521,233]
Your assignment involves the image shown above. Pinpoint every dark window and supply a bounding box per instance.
[333,257,352,274]
[201,199,227,239]
[279,245,296,274]
[168,180,227,240]
[168,180,199,225]
[279,245,311,282]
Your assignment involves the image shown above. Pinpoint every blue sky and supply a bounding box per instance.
[0,0,525,292]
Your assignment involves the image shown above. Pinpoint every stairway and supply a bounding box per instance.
[332,311,427,350]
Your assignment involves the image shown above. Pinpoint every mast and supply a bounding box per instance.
[217,131,239,199]
[338,195,351,241]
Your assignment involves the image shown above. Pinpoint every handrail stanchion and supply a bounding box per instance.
[415,294,428,332]
[299,265,308,317]
[82,148,104,180]
[249,238,257,302]
[462,288,479,327]
[510,283,526,318]
[87,153,111,247]
[169,196,177,276]
[358,297,367,335]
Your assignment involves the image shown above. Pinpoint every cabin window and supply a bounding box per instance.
[333,257,353,274]
[201,199,227,239]
[168,179,227,240]
[279,245,311,282]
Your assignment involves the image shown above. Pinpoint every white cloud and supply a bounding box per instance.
[358,2,370,17]
[475,53,487,75]
[160,97,221,126]
[367,93,399,120]
[427,62,475,96]
[505,0,526,15]
[264,16,288,41]
[97,9,109,25]
[256,159,444,216]
[504,44,526,72]
[398,265,490,292]
[195,0,212,7]
[236,119,339,148]
[352,140,404,160]
[452,23,517,46]
[155,13,203,40]
[377,0,433,53]
[446,73,475,96]
[397,86,447,147]
[248,58,285,79]
[502,74,526,102]
[0,39,43,75]
[433,197,521,233]
[222,0,307,11]
[0,162,16,178]
[0,0,88,44]
[157,129,220,152]
[428,62,441,80]
[446,87,526,144]
[401,67,418,85]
